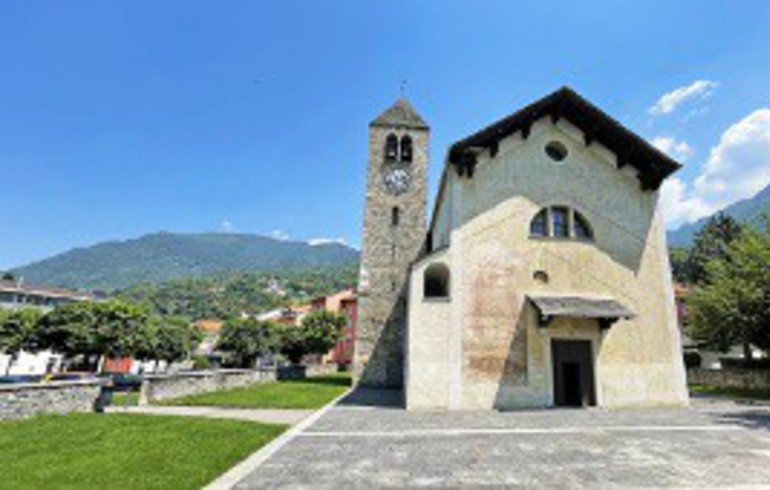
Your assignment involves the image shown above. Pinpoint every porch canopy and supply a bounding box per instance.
[528,295,635,329]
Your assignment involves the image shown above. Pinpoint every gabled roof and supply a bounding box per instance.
[448,87,681,191]
[370,98,429,130]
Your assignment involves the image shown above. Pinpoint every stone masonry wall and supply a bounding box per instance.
[139,369,276,404]
[687,368,770,391]
[0,379,104,421]
[356,123,429,388]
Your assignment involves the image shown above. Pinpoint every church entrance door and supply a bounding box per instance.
[551,339,595,407]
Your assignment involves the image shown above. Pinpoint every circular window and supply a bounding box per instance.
[544,141,568,162]
[533,270,550,284]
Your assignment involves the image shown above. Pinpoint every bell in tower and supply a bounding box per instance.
[355,98,430,388]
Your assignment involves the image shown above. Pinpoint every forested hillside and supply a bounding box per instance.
[11,232,359,290]
[114,267,358,320]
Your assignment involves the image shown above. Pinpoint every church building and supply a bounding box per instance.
[356,87,689,410]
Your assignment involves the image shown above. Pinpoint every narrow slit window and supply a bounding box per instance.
[391,206,400,226]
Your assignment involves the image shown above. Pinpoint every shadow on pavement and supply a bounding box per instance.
[713,408,770,431]
[337,387,404,408]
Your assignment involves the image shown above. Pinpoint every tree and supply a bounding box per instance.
[34,301,102,369]
[153,316,202,367]
[688,223,770,359]
[94,301,152,359]
[0,308,42,375]
[1,272,16,281]
[687,213,743,284]
[34,300,154,371]
[669,247,693,285]
[299,309,346,356]
[277,325,307,365]
[217,318,278,368]
[278,309,346,364]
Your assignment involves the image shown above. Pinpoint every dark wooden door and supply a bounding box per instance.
[551,339,596,407]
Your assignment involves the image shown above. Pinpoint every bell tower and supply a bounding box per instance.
[356,98,429,388]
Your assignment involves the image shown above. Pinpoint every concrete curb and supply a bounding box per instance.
[202,386,353,490]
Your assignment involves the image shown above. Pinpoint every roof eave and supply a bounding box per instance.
[447,87,681,191]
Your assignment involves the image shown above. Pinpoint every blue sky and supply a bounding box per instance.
[2,1,770,269]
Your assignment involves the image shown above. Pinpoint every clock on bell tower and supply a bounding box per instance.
[356,98,429,388]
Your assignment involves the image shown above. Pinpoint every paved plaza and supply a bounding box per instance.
[233,390,770,489]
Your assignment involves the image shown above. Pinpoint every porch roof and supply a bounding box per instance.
[528,295,635,328]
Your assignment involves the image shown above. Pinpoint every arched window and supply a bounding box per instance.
[529,206,594,241]
[385,134,398,161]
[400,135,413,162]
[424,263,450,299]
[391,206,400,226]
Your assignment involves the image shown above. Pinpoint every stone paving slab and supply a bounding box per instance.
[235,389,770,489]
[106,405,312,424]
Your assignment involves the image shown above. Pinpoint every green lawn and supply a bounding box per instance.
[111,391,140,406]
[162,374,351,409]
[0,413,285,490]
[691,384,770,400]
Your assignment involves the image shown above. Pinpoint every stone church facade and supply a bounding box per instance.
[356,87,689,410]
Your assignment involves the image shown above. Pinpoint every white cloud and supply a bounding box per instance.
[220,220,234,232]
[649,80,717,116]
[651,136,694,161]
[308,237,348,247]
[661,108,770,228]
[660,177,712,226]
[270,230,289,241]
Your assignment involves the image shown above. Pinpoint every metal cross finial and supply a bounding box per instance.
[400,79,407,97]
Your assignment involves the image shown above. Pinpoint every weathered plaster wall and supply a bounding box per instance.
[406,250,453,409]
[408,118,688,410]
[0,379,104,421]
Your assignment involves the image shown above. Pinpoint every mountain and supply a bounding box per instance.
[668,183,770,247]
[10,232,359,291]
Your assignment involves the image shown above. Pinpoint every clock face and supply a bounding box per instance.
[383,167,411,195]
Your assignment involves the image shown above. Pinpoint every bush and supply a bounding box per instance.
[192,355,212,370]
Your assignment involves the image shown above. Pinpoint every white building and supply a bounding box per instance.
[0,278,94,376]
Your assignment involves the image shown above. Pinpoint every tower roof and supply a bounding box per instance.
[370,98,429,130]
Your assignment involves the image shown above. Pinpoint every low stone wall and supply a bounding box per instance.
[139,369,276,405]
[687,368,770,390]
[307,363,340,377]
[0,379,105,421]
